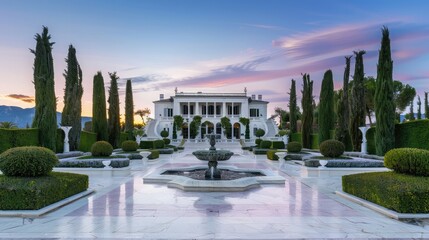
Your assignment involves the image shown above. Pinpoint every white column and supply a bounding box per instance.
[187,101,190,119]
[60,126,72,153]
[206,102,208,118]
[195,102,199,115]
[232,102,234,118]
[223,102,226,117]
[214,101,217,117]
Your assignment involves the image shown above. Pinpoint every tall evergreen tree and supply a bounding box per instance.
[92,72,108,141]
[425,92,429,119]
[289,79,297,133]
[349,50,366,152]
[124,79,134,139]
[30,26,57,151]
[417,96,422,120]
[336,56,352,150]
[108,72,121,148]
[409,98,415,120]
[375,27,395,155]
[318,69,334,144]
[61,45,83,151]
[301,73,314,148]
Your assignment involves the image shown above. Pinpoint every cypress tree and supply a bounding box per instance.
[289,79,297,133]
[61,45,83,151]
[349,50,366,152]
[417,96,422,120]
[124,79,134,139]
[301,73,314,148]
[92,72,108,141]
[318,69,334,144]
[409,99,415,120]
[172,120,177,139]
[30,26,57,151]
[336,56,352,150]
[108,72,121,148]
[425,92,429,119]
[375,27,395,156]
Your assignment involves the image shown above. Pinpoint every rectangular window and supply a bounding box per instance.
[250,108,259,117]
[183,105,188,114]
[216,105,221,115]
[233,105,240,115]
[228,106,232,115]
[202,106,206,115]
[166,108,173,117]
[190,105,194,115]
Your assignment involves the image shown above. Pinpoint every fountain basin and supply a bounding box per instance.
[192,150,233,161]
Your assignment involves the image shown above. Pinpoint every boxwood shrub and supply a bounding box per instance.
[0,146,58,177]
[158,148,174,154]
[140,140,154,149]
[319,139,345,158]
[343,171,429,213]
[79,131,97,152]
[267,150,280,160]
[384,148,429,176]
[272,141,285,149]
[0,128,39,153]
[287,141,302,153]
[121,140,138,152]
[255,139,262,147]
[57,158,129,168]
[0,172,88,210]
[260,140,272,149]
[148,150,160,159]
[153,139,165,149]
[91,141,113,157]
[253,148,269,155]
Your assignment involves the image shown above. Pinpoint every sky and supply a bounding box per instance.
[1,0,429,120]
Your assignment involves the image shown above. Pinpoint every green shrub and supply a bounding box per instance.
[163,138,171,145]
[366,127,376,155]
[0,146,58,177]
[91,141,113,157]
[287,141,302,153]
[267,150,283,160]
[272,141,285,149]
[0,128,39,153]
[278,130,289,136]
[140,140,154,149]
[384,148,429,176]
[148,150,160,159]
[121,140,138,152]
[260,140,272,149]
[255,129,265,138]
[319,139,345,158]
[153,139,165,149]
[255,139,262,147]
[158,148,174,154]
[0,172,88,210]
[79,131,97,152]
[290,133,302,143]
[56,129,65,153]
[57,158,129,168]
[160,130,169,138]
[166,144,178,151]
[311,134,319,149]
[119,132,129,146]
[253,148,269,155]
[343,171,429,213]
[395,120,429,150]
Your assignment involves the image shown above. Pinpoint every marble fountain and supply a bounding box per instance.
[143,134,285,191]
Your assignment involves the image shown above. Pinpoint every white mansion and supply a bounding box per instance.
[145,89,278,140]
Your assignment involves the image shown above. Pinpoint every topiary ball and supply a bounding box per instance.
[160,130,169,138]
[385,148,429,176]
[91,141,113,157]
[0,146,58,177]
[319,139,345,158]
[121,140,138,152]
[163,138,171,145]
[287,141,302,153]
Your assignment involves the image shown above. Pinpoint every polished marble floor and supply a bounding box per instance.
[1,144,429,239]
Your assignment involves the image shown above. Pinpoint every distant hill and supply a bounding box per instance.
[0,105,92,128]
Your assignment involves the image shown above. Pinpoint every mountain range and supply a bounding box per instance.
[0,105,92,128]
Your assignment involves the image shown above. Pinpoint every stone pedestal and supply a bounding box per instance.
[60,126,72,153]
[359,126,369,154]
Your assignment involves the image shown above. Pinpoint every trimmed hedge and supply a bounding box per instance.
[343,171,429,213]
[319,139,345,158]
[153,139,165,149]
[163,138,171,145]
[366,127,376,155]
[290,133,302,143]
[266,150,286,160]
[148,150,160,159]
[140,140,154,149]
[311,134,319,149]
[119,132,129,146]
[260,140,272,149]
[0,146,58,177]
[121,140,138,152]
[79,131,97,152]
[57,158,129,168]
[158,148,174,154]
[395,119,429,150]
[0,128,39,153]
[91,141,113,157]
[384,148,429,176]
[0,172,88,210]
[287,141,302,153]
[304,159,384,168]
[253,148,269,155]
[272,141,285,149]
[255,139,262,147]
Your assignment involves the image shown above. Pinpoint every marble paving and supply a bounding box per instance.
[1,145,429,239]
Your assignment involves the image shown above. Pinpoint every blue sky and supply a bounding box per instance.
[1,0,429,118]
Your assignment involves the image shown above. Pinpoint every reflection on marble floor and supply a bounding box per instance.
[0,149,428,239]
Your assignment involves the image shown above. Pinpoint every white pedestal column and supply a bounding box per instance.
[359,126,369,154]
[60,126,72,153]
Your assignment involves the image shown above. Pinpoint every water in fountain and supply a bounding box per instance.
[192,134,233,179]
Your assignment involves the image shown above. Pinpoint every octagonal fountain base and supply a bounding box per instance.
[143,165,285,192]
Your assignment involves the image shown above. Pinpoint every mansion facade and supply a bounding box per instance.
[145,89,278,139]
